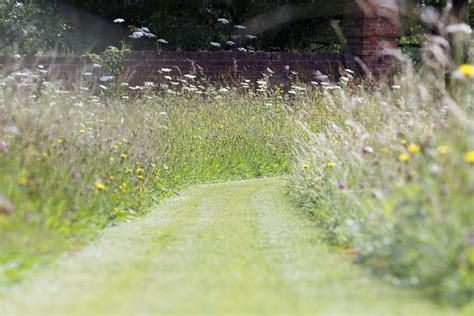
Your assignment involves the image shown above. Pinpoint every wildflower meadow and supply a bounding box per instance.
[1,0,473,314]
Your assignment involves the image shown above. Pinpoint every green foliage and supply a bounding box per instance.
[0,0,69,55]
[66,0,345,52]
[87,43,131,80]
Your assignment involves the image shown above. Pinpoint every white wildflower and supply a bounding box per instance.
[217,18,230,24]
[237,47,247,52]
[184,74,196,79]
[161,68,172,73]
[445,23,472,34]
[245,35,257,39]
[113,18,125,23]
[225,41,236,46]
[130,31,144,39]
[210,42,221,48]
[99,75,114,82]
[235,25,246,30]
[158,38,168,44]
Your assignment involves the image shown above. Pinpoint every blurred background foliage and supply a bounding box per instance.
[0,1,472,56]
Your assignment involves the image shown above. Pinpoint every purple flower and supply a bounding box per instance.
[26,213,35,222]
[0,194,14,215]
[0,141,8,154]
[338,181,347,190]
[71,169,81,179]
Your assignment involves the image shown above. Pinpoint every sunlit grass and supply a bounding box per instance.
[1,61,473,307]
[0,77,298,283]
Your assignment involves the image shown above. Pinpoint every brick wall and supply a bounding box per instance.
[0,52,343,87]
[0,55,97,83]
[123,51,343,87]
[343,0,399,76]
[1,1,401,85]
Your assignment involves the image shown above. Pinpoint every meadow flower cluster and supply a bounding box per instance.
[291,64,474,305]
[1,48,472,308]
[0,68,297,283]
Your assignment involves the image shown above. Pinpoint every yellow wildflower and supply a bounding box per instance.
[136,168,144,174]
[18,177,28,185]
[400,140,407,145]
[112,145,118,150]
[119,182,128,193]
[327,162,335,167]
[464,151,474,164]
[120,154,127,159]
[437,145,449,154]
[79,129,86,134]
[399,153,410,162]
[302,163,310,170]
[109,176,115,181]
[42,152,49,158]
[458,64,474,77]
[57,138,65,144]
[109,157,115,161]
[113,207,119,213]
[125,168,133,173]
[137,175,144,180]
[407,144,420,154]
[95,181,106,190]
[382,147,390,154]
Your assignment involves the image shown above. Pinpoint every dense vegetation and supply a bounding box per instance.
[0,0,473,310]
[1,59,473,307]
[1,0,472,54]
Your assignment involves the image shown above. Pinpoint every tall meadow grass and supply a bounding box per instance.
[0,74,298,283]
[291,68,473,305]
[1,50,473,307]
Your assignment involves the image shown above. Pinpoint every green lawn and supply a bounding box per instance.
[2,178,470,315]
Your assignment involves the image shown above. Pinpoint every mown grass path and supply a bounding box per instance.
[1,178,467,315]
